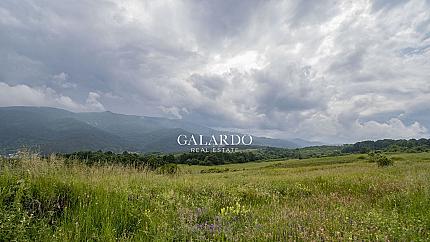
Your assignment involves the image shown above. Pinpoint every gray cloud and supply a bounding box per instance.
[0,0,429,143]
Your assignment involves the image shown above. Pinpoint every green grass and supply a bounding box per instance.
[1,153,429,241]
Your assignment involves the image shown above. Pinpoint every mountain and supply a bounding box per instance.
[0,106,316,154]
[290,138,323,147]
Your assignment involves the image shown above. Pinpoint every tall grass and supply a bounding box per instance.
[1,152,429,241]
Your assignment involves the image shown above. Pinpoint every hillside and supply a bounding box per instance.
[0,106,313,154]
[1,152,429,240]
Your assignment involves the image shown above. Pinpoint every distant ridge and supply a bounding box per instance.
[0,106,319,154]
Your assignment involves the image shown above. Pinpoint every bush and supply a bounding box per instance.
[156,163,179,175]
[368,152,394,167]
[376,155,394,167]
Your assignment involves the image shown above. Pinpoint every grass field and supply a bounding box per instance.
[1,152,429,241]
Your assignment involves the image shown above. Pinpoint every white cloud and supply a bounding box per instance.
[0,82,104,112]
[52,72,77,89]
[85,92,105,111]
[160,106,188,119]
[351,118,427,141]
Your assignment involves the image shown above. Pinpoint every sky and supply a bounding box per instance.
[0,0,429,143]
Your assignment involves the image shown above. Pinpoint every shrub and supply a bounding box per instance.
[368,152,394,167]
[376,155,394,167]
[156,163,179,175]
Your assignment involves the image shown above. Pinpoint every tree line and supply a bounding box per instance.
[341,138,430,153]
[56,138,430,167]
[57,146,342,167]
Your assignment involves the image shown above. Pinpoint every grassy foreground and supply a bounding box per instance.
[1,153,429,241]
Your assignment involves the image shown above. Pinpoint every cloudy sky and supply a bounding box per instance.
[1,0,429,143]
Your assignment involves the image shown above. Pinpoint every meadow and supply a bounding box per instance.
[0,152,429,241]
